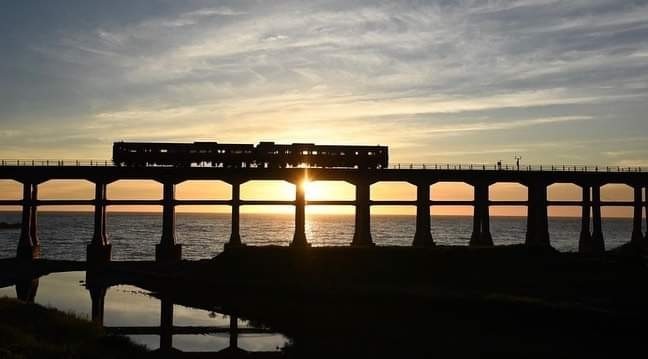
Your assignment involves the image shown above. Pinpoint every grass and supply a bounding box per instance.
[0,296,148,359]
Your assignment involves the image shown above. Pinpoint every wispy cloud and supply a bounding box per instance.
[0,0,647,165]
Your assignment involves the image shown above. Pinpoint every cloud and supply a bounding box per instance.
[1,0,647,165]
[419,116,593,135]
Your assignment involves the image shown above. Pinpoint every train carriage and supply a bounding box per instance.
[113,141,388,169]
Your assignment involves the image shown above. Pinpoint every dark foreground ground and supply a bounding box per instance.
[2,244,648,358]
[0,297,147,358]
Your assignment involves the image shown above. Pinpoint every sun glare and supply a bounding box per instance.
[304,179,320,200]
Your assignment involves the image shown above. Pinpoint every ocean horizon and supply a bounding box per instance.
[1,211,644,261]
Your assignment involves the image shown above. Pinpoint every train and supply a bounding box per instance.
[113,141,388,169]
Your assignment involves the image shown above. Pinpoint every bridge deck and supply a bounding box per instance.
[1,166,647,185]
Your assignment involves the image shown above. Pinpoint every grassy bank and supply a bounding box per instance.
[0,297,147,359]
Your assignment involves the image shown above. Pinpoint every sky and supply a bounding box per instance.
[1,0,647,216]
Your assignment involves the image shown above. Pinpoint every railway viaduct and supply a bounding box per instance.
[1,164,647,263]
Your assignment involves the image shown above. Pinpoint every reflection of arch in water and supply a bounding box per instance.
[93,287,277,354]
[15,277,39,302]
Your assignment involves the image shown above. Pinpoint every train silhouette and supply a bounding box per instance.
[113,141,388,169]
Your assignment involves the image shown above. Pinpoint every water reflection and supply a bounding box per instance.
[0,272,288,354]
[15,277,39,302]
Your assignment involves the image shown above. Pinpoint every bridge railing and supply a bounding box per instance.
[388,163,646,172]
[0,159,645,172]
[0,159,113,167]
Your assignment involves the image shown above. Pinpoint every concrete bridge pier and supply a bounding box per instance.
[290,179,310,247]
[412,182,434,247]
[225,181,244,250]
[578,185,593,253]
[352,178,374,246]
[229,315,239,350]
[89,284,107,325]
[469,182,493,246]
[156,181,182,263]
[631,185,644,245]
[17,182,40,260]
[591,185,605,252]
[16,277,39,302]
[87,181,111,266]
[160,297,174,352]
[525,182,550,247]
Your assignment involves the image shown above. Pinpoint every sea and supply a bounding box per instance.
[0,212,644,352]
[0,212,643,260]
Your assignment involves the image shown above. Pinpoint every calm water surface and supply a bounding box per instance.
[0,271,288,352]
[0,212,643,260]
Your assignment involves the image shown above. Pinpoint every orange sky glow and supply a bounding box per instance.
[0,179,643,218]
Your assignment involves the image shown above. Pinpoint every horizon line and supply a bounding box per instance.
[0,210,641,220]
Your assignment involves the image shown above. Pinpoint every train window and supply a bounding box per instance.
[321,151,327,155]
[312,151,318,155]
[340,152,345,156]
[274,150,279,154]
[355,151,359,155]
[368,152,374,156]
[129,149,137,153]
[302,150,309,155]
[160,149,168,153]
[285,150,292,154]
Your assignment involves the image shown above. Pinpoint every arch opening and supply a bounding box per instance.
[306,206,355,246]
[108,180,162,200]
[176,180,231,200]
[176,205,230,259]
[371,206,415,246]
[39,179,94,200]
[371,182,416,201]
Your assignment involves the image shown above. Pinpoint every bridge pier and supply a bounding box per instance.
[291,179,309,247]
[631,185,644,245]
[352,179,374,246]
[89,284,107,325]
[413,183,434,247]
[229,315,239,350]
[525,182,550,247]
[16,277,39,302]
[578,185,593,253]
[156,181,182,263]
[160,297,174,352]
[591,185,605,252]
[225,181,244,250]
[17,182,40,260]
[470,182,492,246]
[87,182,111,266]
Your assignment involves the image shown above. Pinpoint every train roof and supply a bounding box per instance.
[114,141,386,148]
